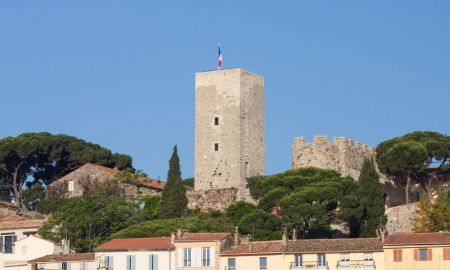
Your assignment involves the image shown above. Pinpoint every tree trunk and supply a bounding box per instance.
[405,174,411,203]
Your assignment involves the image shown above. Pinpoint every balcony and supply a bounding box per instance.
[290,261,329,270]
[336,260,376,269]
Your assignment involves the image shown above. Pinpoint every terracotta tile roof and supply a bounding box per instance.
[176,232,231,242]
[0,216,44,230]
[384,232,450,246]
[221,240,285,256]
[29,253,95,263]
[95,237,174,251]
[284,238,383,254]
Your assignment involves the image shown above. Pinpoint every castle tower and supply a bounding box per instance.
[194,68,265,201]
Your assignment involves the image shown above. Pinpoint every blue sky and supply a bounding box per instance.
[1,1,449,180]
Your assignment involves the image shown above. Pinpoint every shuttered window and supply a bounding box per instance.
[444,248,450,260]
[415,249,432,261]
[393,249,402,262]
[126,255,136,270]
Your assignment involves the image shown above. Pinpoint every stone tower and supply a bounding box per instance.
[194,68,265,201]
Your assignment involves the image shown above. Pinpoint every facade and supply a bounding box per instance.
[383,232,450,270]
[47,163,164,199]
[95,237,175,270]
[174,231,233,270]
[220,240,284,270]
[194,68,265,201]
[0,235,62,270]
[28,253,95,270]
[284,238,383,270]
[219,237,383,270]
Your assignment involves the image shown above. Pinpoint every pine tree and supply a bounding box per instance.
[357,159,387,237]
[159,145,188,218]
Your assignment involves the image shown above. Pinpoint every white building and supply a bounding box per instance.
[95,236,175,270]
[0,215,51,270]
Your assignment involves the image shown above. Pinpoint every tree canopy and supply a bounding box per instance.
[376,131,450,202]
[0,132,132,210]
[248,167,368,238]
[159,145,188,218]
[412,191,450,233]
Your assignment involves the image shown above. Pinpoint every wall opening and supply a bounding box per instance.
[214,117,219,126]
[214,143,219,151]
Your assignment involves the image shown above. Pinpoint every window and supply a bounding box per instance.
[61,262,69,270]
[126,255,136,270]
[104,256,114,269]
[81,261,88,270]
[149,254,158,270]
[214,143,219,151]
[259,257,267,270]
[68,180,74,192]
[214,117,219,126]
[393,249,402,262]
[202,247,211,266]
[1,234,16,254]
[364,253,374,266]
[416,249,431,261]
[183,248,192,267]
[317,254,326,267]
[294,255,303,268]
[228,258,236,270]
[444,248,450,260]
[340,253,350,267]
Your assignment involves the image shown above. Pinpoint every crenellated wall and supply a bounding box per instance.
[292,136,376,181]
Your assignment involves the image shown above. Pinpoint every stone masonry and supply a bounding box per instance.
[292,136,376,181]
[194,68,265,201]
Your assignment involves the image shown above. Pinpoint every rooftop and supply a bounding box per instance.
[221,240,285,256]
[0,215,45,230]
[176,232,232,242]
[285,238,383,254]
[95,237,173,251]
[384,232,450,246]
[29,253,95,263]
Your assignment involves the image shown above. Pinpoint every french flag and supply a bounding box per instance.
[218,43,222,70]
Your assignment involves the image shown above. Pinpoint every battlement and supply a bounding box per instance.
[292,135,376,180]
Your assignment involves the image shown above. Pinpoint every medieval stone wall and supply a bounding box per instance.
[385,202,418,234]
[187,188,238,212]
[292,136,376,181]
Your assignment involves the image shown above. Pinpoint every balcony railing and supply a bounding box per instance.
[290,261,329,270]
[336,260,376,268]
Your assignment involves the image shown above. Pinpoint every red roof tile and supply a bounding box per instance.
[384,232,450,246]
[221,240,285,256]
[285,238,383,253]
[176,232,231,242]
[95,237,173,251]
[29,253,95,263]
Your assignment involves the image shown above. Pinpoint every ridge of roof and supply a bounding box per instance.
[384,232,450,246]
[95,236,174,251]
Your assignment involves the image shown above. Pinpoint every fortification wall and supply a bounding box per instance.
[292,136,376,180]
[385,202,418,234]
[187,188,238,212]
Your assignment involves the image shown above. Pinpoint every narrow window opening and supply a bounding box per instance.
[214,117,219,126]
[214,143,219,151]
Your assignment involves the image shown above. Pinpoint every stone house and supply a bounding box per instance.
[47,163,165,200]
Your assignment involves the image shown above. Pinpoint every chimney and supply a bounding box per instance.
[282,227,288,246]
[61,238,71,254]
[292,228,297,241]
[234,226,240,246]
[171,232,176,244]
[248,240,253,252]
